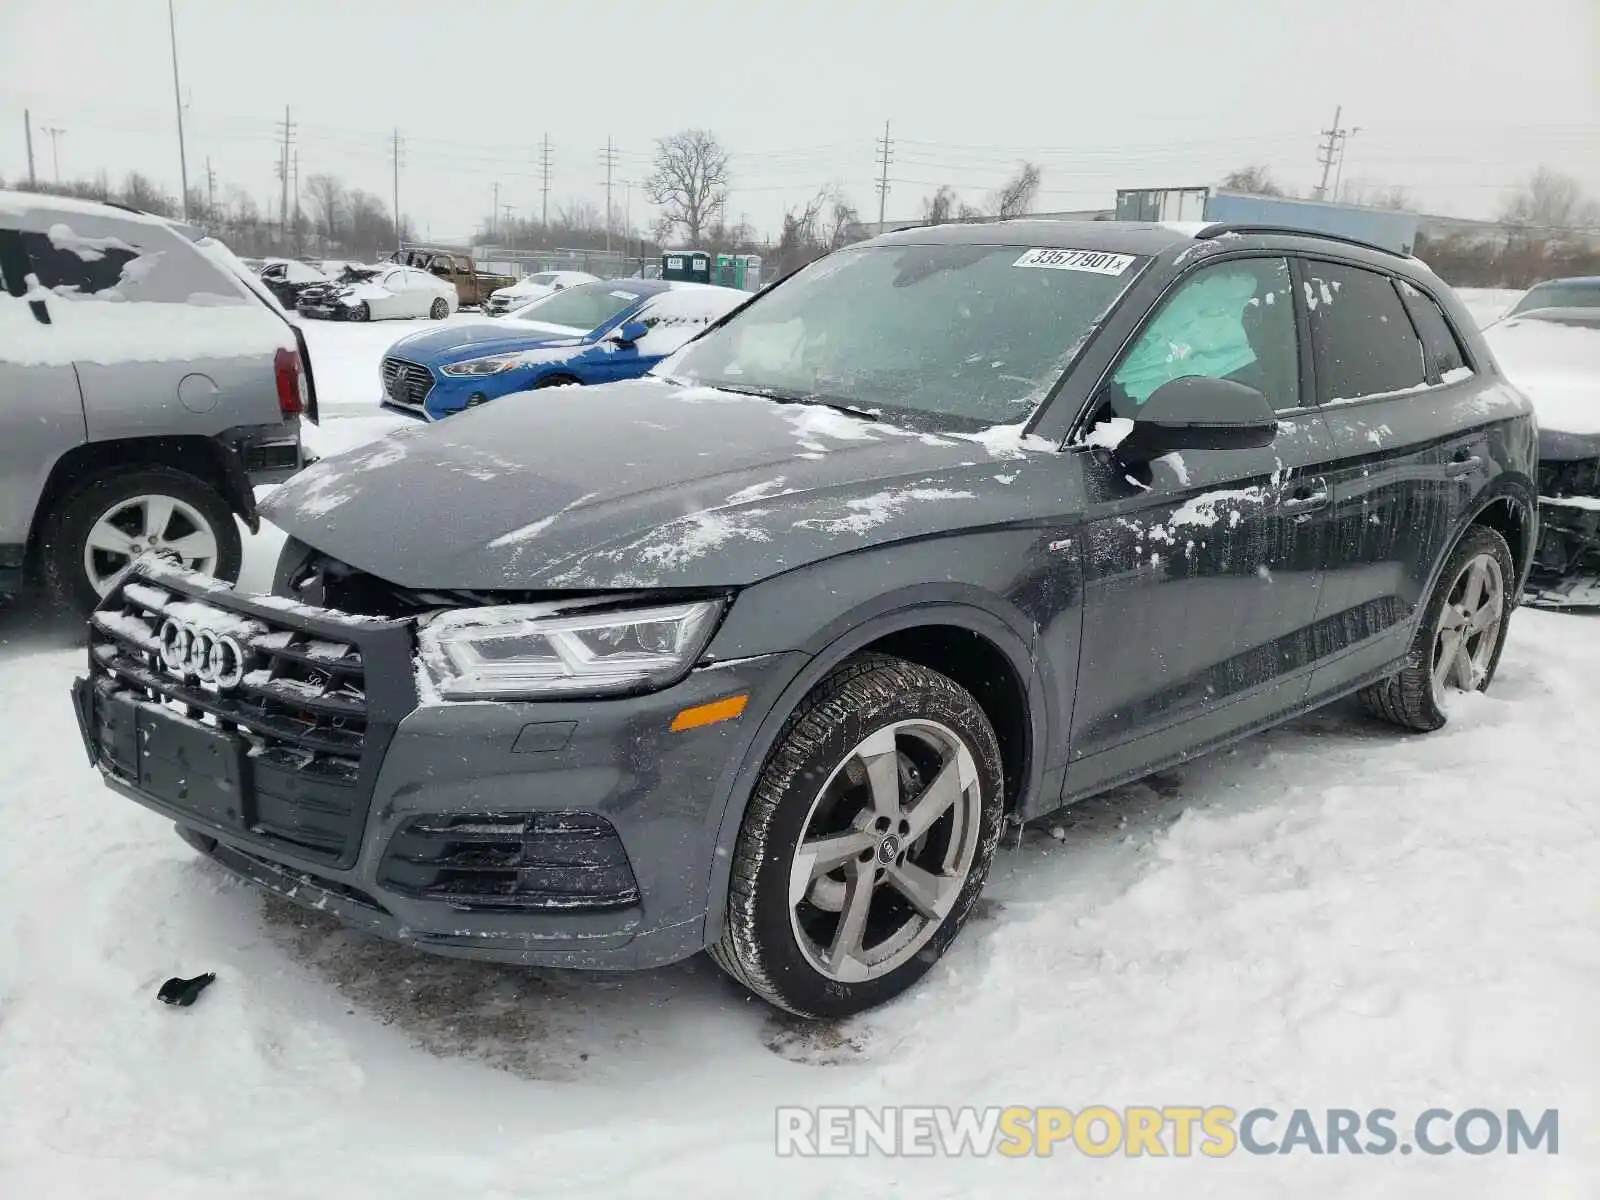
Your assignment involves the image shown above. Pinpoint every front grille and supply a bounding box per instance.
[378,811,640,912]
[86,564,416,867]
[381,356,434,411]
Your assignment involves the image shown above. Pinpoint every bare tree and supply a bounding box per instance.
[556,198,604,233]
[1500,167,1600,229]
[1370,185,1414,212]
[644,129,729,244]
[120,171,177,216]
[1221,165,1284,197]
[991,162,1042,219]
[303,174,345,243]
[922,185,959,225]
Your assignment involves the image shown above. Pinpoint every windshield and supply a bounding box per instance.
[509,280,643,332]
[1510,282,1600,314]
[666,243,1144,426]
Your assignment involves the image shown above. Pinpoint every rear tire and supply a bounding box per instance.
[429,297,448,320]
[709,653,1005,1018]
[40,467,242,615]
[1359,524,1514,731]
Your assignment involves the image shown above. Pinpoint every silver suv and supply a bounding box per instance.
[0,191,313,612]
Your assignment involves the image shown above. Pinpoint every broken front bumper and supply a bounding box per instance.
[1526,495,1600,608]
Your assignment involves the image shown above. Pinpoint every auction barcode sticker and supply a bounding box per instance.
[1013,248,1136,274]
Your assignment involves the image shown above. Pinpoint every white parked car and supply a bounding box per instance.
[295,264,459,322]
[485,269,599,316]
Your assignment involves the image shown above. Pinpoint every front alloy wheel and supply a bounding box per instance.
[712,654,1004,1017]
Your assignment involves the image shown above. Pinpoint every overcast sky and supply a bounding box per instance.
[2,0,1595,242]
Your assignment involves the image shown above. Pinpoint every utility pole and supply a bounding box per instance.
[24,109,36,186]
[539,133,552,229]
[167,0,190,219]
[275,105,294,240]
[292,149,301,250]
[1333,126,1361,202]
[491,181,500,239]
[1313,105,1350,202]
[391,128,403,250]
[42,126,65,183]
[599,137,619,253]
[874,119,893,234]
[205,156,216,224]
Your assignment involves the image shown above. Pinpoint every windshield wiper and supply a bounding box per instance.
[694,381,881,422]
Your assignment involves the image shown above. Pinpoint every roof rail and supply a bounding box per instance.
[1193,222,1409,258]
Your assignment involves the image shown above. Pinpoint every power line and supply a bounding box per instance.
[875,119,893,234]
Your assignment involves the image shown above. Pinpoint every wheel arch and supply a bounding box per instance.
[700,598,1048,945]
[1422,477,1537,609]
[27,435,251,559]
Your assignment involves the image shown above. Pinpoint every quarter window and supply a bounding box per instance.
[1398,279,1471,380]
[1109,255,1300,413]
[1302,262,1427,402]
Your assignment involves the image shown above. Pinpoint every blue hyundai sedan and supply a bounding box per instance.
[378,279,747,420]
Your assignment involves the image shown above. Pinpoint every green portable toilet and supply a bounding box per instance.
[661,250,711,284]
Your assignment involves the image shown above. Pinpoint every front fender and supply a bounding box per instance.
[697,553,1067,944]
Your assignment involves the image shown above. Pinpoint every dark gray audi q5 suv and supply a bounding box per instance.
[74,220,1537,1017]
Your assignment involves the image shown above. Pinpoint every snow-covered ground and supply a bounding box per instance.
[1456,287,1524,329]
[4,295,1596,1197]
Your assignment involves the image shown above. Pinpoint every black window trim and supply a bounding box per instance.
[1065,248,1313,447]
[1292,251,1440,412]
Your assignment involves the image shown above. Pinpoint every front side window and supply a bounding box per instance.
[668,242,1145,428]
[1109,256,1299,413]
[1303,262,1426,402]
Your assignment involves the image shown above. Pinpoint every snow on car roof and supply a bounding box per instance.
[0,188,181,229]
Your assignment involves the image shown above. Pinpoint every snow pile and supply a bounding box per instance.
[1,596,1597,1195]
[1482,317,1600,435]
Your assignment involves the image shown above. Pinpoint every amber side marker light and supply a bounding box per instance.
[670,694,749,732]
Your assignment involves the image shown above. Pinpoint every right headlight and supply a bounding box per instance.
[417,599,724,700]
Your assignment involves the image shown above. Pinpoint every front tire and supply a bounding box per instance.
[346,302,370,322]
[40,467,242,615]
[710,653,1005,1018]
[1359,524,1514,731]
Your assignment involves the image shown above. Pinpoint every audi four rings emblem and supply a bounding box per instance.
[158,617,249,689]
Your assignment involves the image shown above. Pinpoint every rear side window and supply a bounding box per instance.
[1398,279,1471,379]
[22,229,139,295]
[1302,262,1426,402]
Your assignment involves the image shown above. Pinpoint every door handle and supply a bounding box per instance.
[1278,481,1330,515]
[1446,453,1482,478]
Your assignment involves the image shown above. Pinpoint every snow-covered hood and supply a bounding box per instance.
[1484,316,1600,436]
[261,379,1059,590]
[388,322,585,362]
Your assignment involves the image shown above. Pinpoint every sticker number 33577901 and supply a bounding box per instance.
[1013,247,1135,275]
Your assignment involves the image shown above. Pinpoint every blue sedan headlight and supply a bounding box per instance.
[441,353,525,377]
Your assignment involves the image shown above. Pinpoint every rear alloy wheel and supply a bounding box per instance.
[711,654,1004,1017]
[429,297,449,320]
[41,467,242,615]
[1359,524,1514,731]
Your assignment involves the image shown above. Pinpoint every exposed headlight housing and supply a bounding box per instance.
[417,600,724,699]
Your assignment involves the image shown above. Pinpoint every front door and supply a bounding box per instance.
[1063,254,1339,798]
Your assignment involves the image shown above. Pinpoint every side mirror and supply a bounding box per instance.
[607,320,650,347]
[1115,376,1277,465]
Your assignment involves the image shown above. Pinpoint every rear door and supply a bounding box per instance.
[1063,254,1340,796]
[0,226,86,571]
[1296,259,1481,695]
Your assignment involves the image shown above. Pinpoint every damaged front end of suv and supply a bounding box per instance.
[1528,430,1600,607]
